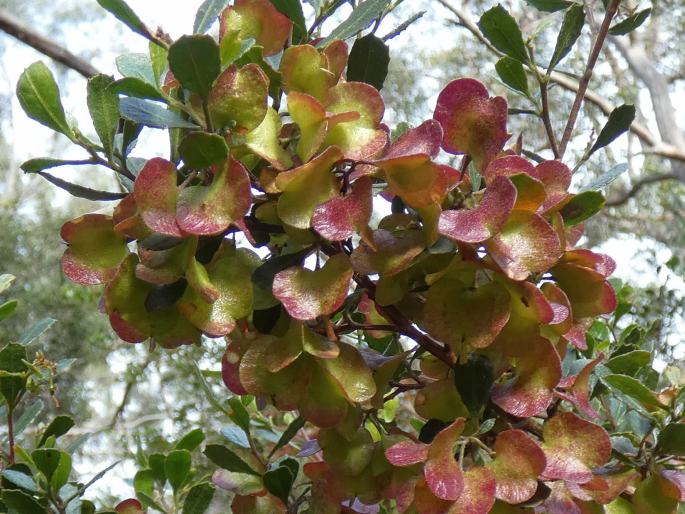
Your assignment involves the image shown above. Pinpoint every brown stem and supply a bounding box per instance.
[539,81,560,158]
[355,275,457,367]
[557,0,621,158]
[0,8,99,78]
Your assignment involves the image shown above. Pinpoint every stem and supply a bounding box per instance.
[7,405,14,464]
[354,275,457,367]
[202,100,214,133]
[528,45,560,158]
[557,0,621,158]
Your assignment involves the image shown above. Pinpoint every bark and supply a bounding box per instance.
[0,7,99,78]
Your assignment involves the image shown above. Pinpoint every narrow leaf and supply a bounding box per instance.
[580,163,629,192]
[0,300,18,322]
[2,470,39,493]
[609,8,651,36]
[347,34,390,91]
[204,444,260,475]
[319,0,392,46]
[21,158,96,173]
[39,415,75,447]
[29,172,126,202]
[109,78,167,102]
[96,0,151,40]
[120,97,199,129]
[525,0,572,11]
[268,416,306,458]
[194,0,230,33]
[16,62,72,137]
[590,104,636,155]
[548,3,585,71]
[478,5,529,64]
[13,400,44,437]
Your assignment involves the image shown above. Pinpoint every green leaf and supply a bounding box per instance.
[116,53,156,85]
[0,343,28,408]
[0,274,15,295]
[16,61,73,137]
[221,425,250,448]
[524,0,572,11]
[606,350,651,376]
[548,3,585,72]
[203,444,260,475]
[168,35,221,99]
[1,470,39,493]
[165,449,192,492]
[194,0,230,33]
[39,415,75,447]
[560,190,605,226]
[478,5,529,64]
[2,489,45,514]
[227,397,251,434]
[149,41,168,86]
[319,0,392,46]
[175,428,205,452]
[87,74,120,159]
[495,56,529,96]
[20,158,95,173]
[453,354,494,414]
[182,482,215,514]
[220,34,256,67]
[0,300,18,322]
[179,132,229,168]
[32,448,71,491]
[28,171,127,202]
[270,0,307,44]
[346,34,390,91]
[657,424,685,456]
[148,454,166,485]
[268,416,305,459]
[263,465,294,504]
[192,362,232,418]
[109,78,167,102]
[133,469,156,498]
[589,104,636,155]
[609,8,651,36]
[120,98,199,129]
[19,317,57,345]
[580,163,628,192]
[13,400,44,437]
[96,0,151,40]
[603,374,668,410]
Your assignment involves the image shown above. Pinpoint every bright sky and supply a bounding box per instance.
[1,0,684,502]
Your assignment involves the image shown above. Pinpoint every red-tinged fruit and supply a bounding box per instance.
[433,78,509,169]
[272,254,353,320]
[541,411,611,484]
[425,418,466,501]
[439,176,516,244]
[61,214,129,285]
[220,0,292,56]
[312,177,373,241]
[446,466,496,514]
[134,158,182,237]
[488,430,546,504]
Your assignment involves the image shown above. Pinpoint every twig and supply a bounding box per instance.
[436,0,685,164]
[0,8,99,78]
[557,0,621,157]
[605,172,680,207]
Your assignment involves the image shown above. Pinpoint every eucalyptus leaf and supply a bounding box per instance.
[609,8,651,36]
[495,56,529,96]
[548,3,585,72]
[194,0,230,33]
[589,104,636,155]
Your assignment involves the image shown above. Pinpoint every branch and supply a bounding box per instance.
[354,274,457,367]
[0,8,99,78]
[605,172,680,207]
[107,355,154,429]
[436,0,685,165]
[557,0,620,157]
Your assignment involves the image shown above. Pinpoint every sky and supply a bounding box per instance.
[1,0,685,501]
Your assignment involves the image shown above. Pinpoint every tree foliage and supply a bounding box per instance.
[3,0,685,513]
